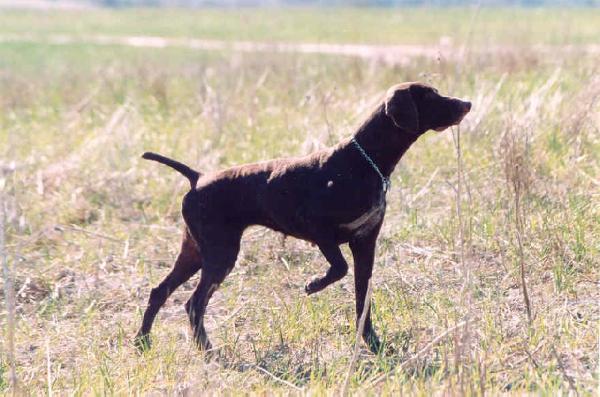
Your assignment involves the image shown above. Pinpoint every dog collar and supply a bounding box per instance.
[351,138,391,193]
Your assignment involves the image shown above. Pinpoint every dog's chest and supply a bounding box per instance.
[339,195,386,237]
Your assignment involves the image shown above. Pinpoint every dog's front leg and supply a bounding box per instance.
[349,223,383,353]
[305,243,348,295]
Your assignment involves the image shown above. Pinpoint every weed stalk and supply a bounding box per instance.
[502,128,534,325]
[1,183,17,393]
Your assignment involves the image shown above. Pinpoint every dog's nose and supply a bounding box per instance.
[463,101,472,112]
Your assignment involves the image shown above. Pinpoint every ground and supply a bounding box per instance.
[0,7,599,395]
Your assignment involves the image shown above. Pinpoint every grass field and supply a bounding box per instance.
[1,7,600,45]
[1,7,599,395]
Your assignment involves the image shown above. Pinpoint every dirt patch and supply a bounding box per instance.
[2,33,599,65]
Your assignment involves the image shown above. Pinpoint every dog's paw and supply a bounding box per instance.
[134,333,152,353]
[363,333,398,356]
[364,333,383,354]
[305,276,324,295]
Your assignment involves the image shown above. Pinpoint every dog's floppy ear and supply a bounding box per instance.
[385,86,419,133]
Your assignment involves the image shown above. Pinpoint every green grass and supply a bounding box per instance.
[0,7,599,395]
[1,7,600,45]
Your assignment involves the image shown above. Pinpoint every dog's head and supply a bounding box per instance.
[384,82,471,135]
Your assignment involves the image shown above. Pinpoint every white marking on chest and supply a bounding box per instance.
[340,201,385,236]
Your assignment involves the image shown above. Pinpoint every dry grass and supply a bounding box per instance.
[0,10,599,394]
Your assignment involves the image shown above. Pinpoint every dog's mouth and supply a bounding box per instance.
[433,117,464,132]
[433,104,471,132]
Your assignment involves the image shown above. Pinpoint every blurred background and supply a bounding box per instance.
[1,0,599,7]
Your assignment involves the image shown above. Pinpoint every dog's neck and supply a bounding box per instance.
[352,104,420,177]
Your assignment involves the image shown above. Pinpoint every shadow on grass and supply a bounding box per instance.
[213,329,446,388]
[216,343,315,387]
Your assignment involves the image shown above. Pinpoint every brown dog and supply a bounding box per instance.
[135,82,471,353]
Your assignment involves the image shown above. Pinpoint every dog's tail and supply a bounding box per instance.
[142,152,201,189]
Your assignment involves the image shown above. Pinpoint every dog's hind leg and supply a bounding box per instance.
[135,230,201,351]
[185,229,241,354]
[185,267,230,353]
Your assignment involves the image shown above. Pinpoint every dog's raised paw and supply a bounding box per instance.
[305,276,324,295]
